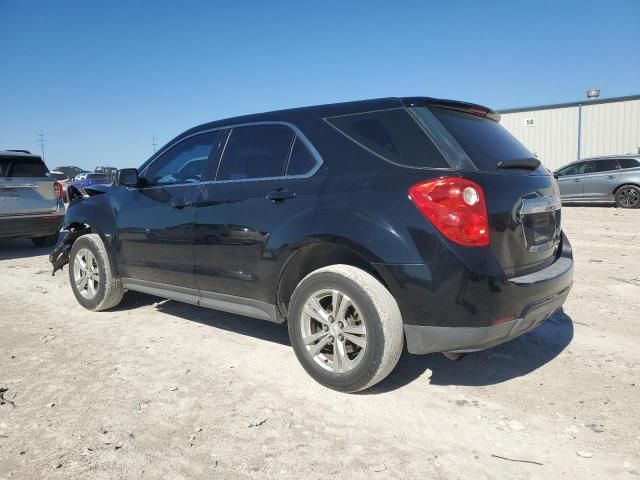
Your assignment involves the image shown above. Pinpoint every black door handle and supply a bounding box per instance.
[266,190,295,202]
[170,198,192,209]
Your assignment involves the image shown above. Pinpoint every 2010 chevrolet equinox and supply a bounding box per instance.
[50,97,573,392]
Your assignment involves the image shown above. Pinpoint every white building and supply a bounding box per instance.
[499,94,640,171]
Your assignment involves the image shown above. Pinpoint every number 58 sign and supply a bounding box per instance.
[524,117,535,127]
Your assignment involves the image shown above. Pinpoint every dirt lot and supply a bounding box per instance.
[0,206,639,479]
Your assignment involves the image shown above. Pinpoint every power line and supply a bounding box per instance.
[37,131,46,159]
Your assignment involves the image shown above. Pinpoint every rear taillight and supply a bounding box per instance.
[408,177,489,247]
[54,181,64,200]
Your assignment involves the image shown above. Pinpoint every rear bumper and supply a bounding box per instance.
[376,232,574,354]
[0,212,65,239]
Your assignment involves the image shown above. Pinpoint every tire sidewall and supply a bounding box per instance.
[288,271,387,392]
[68,236,110,311]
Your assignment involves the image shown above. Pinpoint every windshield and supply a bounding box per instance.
[426,107,535,171]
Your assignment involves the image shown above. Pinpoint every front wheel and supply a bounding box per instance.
[615,185,640,208]
[68,234,124,311]
[288,265,404,393]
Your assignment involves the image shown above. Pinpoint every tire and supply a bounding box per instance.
[32,232,59,247]
[614,185,640,209]
[288,265,404,393]
[68,234,124,311]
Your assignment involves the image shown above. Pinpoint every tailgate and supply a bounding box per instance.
[0,155,58,216]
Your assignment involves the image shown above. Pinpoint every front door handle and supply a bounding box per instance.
[170,198,192,209]
[266,190,296,202]
[573,179,581,182]
[607,175,615,179]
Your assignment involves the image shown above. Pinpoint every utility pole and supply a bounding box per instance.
[37,131,46,160]
[152,135,158,154]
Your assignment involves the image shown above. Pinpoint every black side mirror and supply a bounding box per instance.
[117,168,139,187]
[553,172,559,179]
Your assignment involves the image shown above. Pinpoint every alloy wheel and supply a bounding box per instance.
[300,288,367,373]
[73,248,100,299]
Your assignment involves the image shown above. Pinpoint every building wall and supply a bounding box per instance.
[500,98,640,172]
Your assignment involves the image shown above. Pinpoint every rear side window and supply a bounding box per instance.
[326,108,449,169]
[217,124,295,181]
[592,159,620,172]
[619,158,640,169]
[429,107,534,171]
[286,137,316,176]
[0,156,49,177]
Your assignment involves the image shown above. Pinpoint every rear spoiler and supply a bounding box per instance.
[401,97,501,122]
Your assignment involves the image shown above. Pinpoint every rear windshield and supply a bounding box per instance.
[0,156,49,177]
[429,107,534,171]
[326,108,450,169]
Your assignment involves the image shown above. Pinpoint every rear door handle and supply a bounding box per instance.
[266,190,295,202]
[607,175,615,179]
[573,179,581,182]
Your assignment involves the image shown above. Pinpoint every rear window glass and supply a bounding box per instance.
[0,156,49,177]
[429,108,534,171]
[619,158,640,169]
[326,108,449,169]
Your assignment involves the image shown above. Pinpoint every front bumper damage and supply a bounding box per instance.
[49,228,86,276]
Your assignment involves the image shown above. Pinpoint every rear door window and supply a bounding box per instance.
[326,108,449,169]
[427,107,534,171]
[0,156,49,177]
[592,159,620,172]
[618,158,640,169]
[286,137,317,176]
[217,124,295,181]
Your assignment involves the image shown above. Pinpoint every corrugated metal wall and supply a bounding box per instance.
[580,98,640,158]
[499,98,640,171]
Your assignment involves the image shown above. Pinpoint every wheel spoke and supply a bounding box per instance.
[342,323,365,335]
[303,329,329,346]
[343,332,367,349]
[303,297,330,324]
[333,341,349,373]
[308,334,333,357]
[335,294,352,322]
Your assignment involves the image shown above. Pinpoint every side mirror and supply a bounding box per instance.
[553,172,559,179]
[117,168,139,187]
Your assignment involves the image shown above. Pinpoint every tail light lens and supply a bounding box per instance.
[408,177,489,247]
[54,181,64,200]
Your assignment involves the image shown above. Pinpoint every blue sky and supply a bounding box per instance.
[1,0,638,170]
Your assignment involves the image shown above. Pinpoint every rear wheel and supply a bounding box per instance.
[32,233,59,247]
[615,185,640,208]
[68,234,124,311]
[288,265,404,393]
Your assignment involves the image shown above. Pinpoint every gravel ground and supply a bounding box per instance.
[0,206,639,479]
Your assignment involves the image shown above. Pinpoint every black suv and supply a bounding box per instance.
[51,97,573,392]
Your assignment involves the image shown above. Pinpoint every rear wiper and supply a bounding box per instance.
[496,158,541,170]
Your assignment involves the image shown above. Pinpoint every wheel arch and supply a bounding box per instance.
[612,182,640,194]
[276,239,390,320]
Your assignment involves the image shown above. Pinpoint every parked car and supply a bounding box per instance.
[554,155,640,208]
[94,166,118,182]
[70,173,110,194]
[0,151,65,246]
[53,165,89,180]
[49,170,74,202]
[50,97,573,392]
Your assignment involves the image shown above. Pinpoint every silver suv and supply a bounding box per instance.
[554,155,640,208]
[0,151,65,246]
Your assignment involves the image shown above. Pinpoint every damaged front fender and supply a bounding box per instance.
[49,225,90,276]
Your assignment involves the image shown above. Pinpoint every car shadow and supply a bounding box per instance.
[0,238,55,260]
[367,308,574,393]
[115,291,291,346]
[115,291,573,392]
